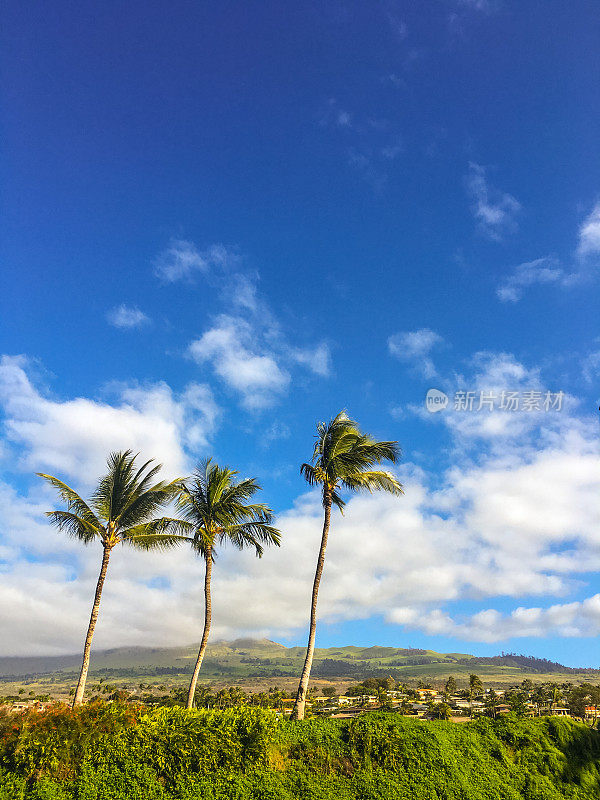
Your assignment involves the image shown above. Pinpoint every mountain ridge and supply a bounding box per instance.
[0,639,596,680]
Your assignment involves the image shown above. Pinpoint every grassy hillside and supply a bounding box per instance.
[1,705,600,799]
[2,639,598,698]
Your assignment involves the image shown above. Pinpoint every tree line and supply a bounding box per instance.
[39,411,403,719]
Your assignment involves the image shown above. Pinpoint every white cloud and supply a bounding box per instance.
[3,404,599,656]
[496,257,566,302]
[388,328,444,379]
[106,305,150,329]
[582,348,600,384]
[0,355,219,482]
[263,421,291,443]
[466,162,521,241]
[408,351,576,448]
[188,317,290,410]
[577,201,600,257]
[393,595,600,642]
[290,343,331,377]
[154,240,239,283]
[157,238,331,408]
[495,201,600,303]
[2,349,599,655]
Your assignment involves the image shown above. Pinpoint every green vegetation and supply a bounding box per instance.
[2,705,600,799]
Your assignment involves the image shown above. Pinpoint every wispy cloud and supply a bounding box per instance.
[496,201,600,302]
[106,304,150,329]
[496,257,566,302]
[154,240,239,283]
[577,201,600,258]
[582,346,600,384]
[383,3,408,42]
[465,162,521,241]
[388,328,444,379]
[320,99,403,191]
[457,0,499,12]
[290,343,332,377]
[321,98,355,131]
[154,238,331,410]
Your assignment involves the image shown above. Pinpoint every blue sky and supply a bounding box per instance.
[1,0,599,666]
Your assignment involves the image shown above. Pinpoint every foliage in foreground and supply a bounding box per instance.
[1,704,600,799]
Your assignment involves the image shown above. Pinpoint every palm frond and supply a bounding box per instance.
[300,463,321,486]
[305,412,403,510]
[37,474,101,527]
[117,482,180,530]
[123,517,194,539]
[223,522,281,549]
[341,470,404,496]
[329,488,346,513]
[123,532,192,551]
[45,510,102,544]
[176,458,279,560]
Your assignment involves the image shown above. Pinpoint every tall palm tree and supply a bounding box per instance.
[291,411,403,720]
[38,450,185,707]
[175,459,281,709]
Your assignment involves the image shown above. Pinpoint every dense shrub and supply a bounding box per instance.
[1,705,599,799]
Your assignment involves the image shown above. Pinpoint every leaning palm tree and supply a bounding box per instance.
[291,411,403,720]
[175,459,281,709]
[38,450,185,707]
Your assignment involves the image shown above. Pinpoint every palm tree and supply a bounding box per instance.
[38,450,185,707]
[469,674,483,717]
[175,459,281,709]
[291,411,403,720]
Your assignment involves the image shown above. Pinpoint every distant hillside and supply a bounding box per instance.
[0,639,596,683]
[457,653,599,675]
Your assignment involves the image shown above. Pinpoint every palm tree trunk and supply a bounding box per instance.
[292,492,332,721]
[186,548,212,709]
[72,544,111,708]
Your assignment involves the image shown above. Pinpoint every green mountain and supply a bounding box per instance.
[1,639,597,684]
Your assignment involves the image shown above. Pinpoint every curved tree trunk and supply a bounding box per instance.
[72,544,111,708]
[186,548,212,709]
[292,492,332,721]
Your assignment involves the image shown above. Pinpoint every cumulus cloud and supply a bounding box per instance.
[2,349,599,655]
[409,351,577,449]
[0,355,219,482]
[577,201,600,258]
[188,317,290,410]
[3,406,598,655]
[388,328,444,379]
[466,162,521,240]
[106,305,150,329]
[392,595,600,642]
